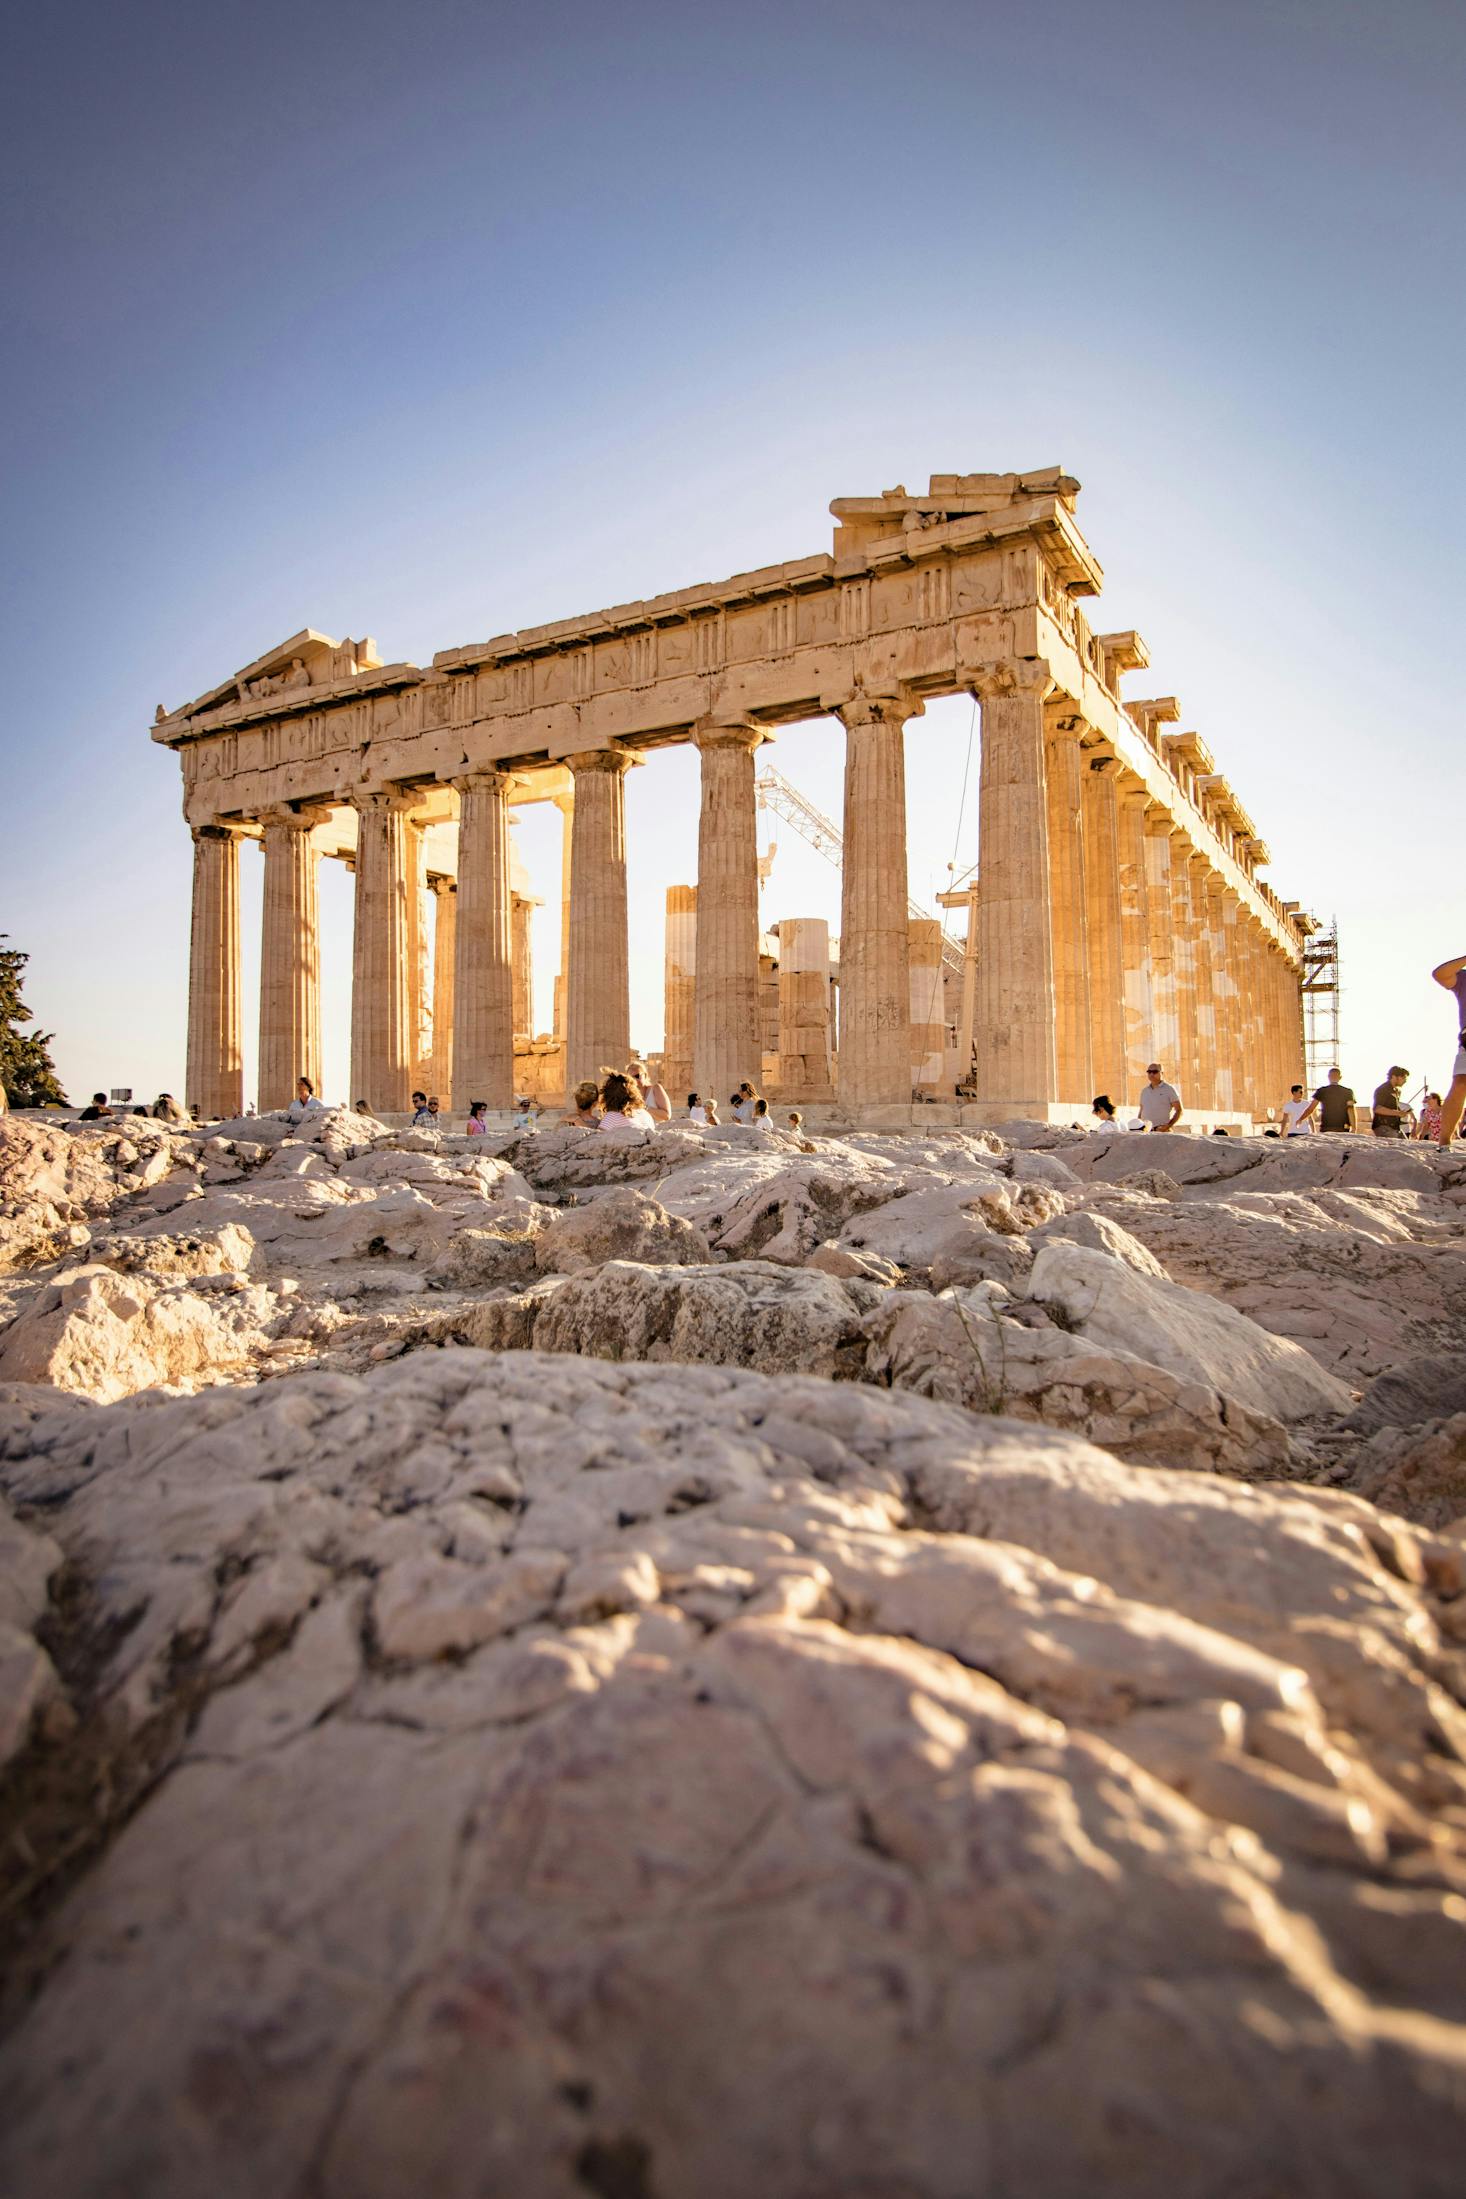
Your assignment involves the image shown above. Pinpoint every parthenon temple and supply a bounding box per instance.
[154,469,1310,1125]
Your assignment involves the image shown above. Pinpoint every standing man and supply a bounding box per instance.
[1431,951,1466,1153]
[1309,1066,1356,1134]
[1371,1067,1412,1139]
[1280,1083,1315,1135]
[1137,1063,1183,1133]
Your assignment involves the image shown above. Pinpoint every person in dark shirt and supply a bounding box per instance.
[1432,951,1466,1153]
[1371,1067,1412,1138]
[1310,1068,1356,1133]
[78,1092,111,1121]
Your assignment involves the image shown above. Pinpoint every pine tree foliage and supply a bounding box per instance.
[0,936,67,1108]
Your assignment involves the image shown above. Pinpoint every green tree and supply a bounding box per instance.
[0,936,67,1108]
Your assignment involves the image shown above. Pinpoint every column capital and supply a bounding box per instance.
[692,716,770,754]
[191,820,244,844]
[829,682,924,730]
[450,769,514,798]
[1143,801,1186,837]
[428,873,458,897]
[969,658,1053,704]
[566,746,637,777]
[353,786,422,816]
[258,802,330,833]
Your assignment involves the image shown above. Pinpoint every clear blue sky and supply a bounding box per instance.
[3,0,1463,1110]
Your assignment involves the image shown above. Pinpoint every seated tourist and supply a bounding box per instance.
[598,1071,655,1137]
[566,1079,601,1126]
[686,1092,708,1124]
[1091,1094,1117,1125]
[426,1096,443,1125]
[642,1070,672,1122]
[287,1076,323,1124]
[151,1092,187,1123]
[409,1090,433,1127]
[78,1092,111,1120]
[750,1097,773,1133]
[466,1100,488,1136]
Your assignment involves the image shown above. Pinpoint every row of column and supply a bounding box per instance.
[186,667,1303,1121]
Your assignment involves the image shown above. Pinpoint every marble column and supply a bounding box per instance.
[566,750,632,1090]
[1167,834,1200,1109]
[662,885,697,1100]
[350,793,418,1114]
[1081,756,1126,1105]
[409,817,431,1088]
[908,919,947,1095]
[256,811,321,1112]
[429,877,456,1101]
[552,790,574,1043]
[511,893,535,1040]
[1205,877,1237,1113]
[777,917,834,1102]
[693,719,765,1106]
[1186,854,1216,1111]
[836,688,922,1108]
[972,665,1057,1111]
[451,772,515,1111]
[1238,915,1268,1117]
[1115,780,1155,1105]
[1044,712,1093,1102]
[1142,807,1181,1078]
[186,824,244,1121]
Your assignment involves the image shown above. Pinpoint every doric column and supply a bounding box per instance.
[693,719,766,1105]
[552,790,574,1043]
[1186,853,1216,1111]
[350,792,419,1114]
[908,920,947,1095]
[451,772,515,1111]
[511,893,535,1041]
[1044,711,1093,1102]
[186,824,243,1120]
[257,809,322,1112]
[566,749,632,1089]
[1205,877,1236,1113]
[835,687,923,1108]
[777,917,834,1102]
[1081,756,1125,1104]
[972,664,1056,1112]
[662,885,697,1100]
[1167,832,1200,1108]
[429,877,456,1100]
[1238,914,1269,1117]
[1115,779,1155,1104]
[1142,806,1182,1077]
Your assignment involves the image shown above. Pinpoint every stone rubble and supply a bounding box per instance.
[1,1106,1465,2193]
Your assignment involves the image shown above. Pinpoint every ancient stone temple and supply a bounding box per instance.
[154,470,1308,1123]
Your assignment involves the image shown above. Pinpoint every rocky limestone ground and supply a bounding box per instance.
[2,1106,1466,2195]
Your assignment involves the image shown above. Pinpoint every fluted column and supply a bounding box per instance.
[1238,915,1268,1116]
[1116,779,1154,1102]
[451,772,515,1110]
[186,824,244,1120]
[429,878,456,1100]
[777,917,834,1101]
[662,885,697,1099]
[972,664,1056,1111]
[1205,878,1237,1113]
[511,893,534,1040]
[836,687,922,1108]
[1044,712,1093,1102]
[350,793,417,1113]
[1187,854,1216,1111]
[566,750,632,1089]
[552,791,574,1043]
[257,810,322,1111]
[1142,807,1181,1077]
[1168,834,1200,1108]
[693,719,765,1104]
[1082,756,1125,1103]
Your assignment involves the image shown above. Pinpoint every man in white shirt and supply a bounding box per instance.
[1280,1083,1314,1135]
[686,1092,708,1125]
[287,1077,324,1124]
[1136,1064,1183,1132]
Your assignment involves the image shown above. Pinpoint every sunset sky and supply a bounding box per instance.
[3,0,1463,1110]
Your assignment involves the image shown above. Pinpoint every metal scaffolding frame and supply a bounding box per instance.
[1302,919,1342,1089]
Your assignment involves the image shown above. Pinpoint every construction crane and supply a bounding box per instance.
[755,765,966,977]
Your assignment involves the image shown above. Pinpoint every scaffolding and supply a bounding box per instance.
[1302,919,1342,1089]
[754,766,966,977]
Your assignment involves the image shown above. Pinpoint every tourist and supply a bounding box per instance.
[410,1090,432,1127]
[512,1095,535,1131]
[426,1096,443,1126]
[1416,1091,1444,1143]
[702,1097,720,1125]
[1090,1094,1118,1126]
[787,1109,816,1150]
[151,1092,186,1124]
[728,1093,746,1123]
[1280,1083,1314,1136]
[354,1097,377,1118]
[465,1101,488,1136]
[686,1092,708,1124]
[732,1081,758,1123]
[1430,950,1466,1152]
[597,1070,655,1137]
[643,1071,672,1123]
[78,1092,111,1120]
[1310,1066,1356,1134]
[1370,1067,1412,1139]
[287,1076,323,1124]
[1136,1064,1182,1132]
[750,1097,773,1133]
[565,1080,601,1126]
